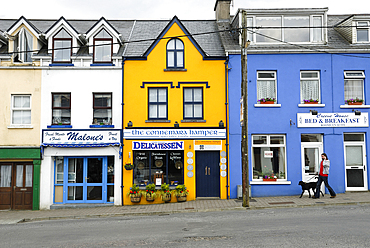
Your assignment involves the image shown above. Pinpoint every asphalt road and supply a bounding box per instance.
[1,204,369,247]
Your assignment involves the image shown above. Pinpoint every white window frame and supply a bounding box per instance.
[300,71,321,104]
[257,71,277,104]
[344,71,365,105]
[10,94,31,126]
[251,134,287,182]
[356,21,369,43]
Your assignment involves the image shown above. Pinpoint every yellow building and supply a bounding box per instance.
[122,17,228,205]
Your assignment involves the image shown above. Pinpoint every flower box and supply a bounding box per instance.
[263,178,277,181]
[260,101,275,104]
[304,101,319,104]
[348,102,363,105]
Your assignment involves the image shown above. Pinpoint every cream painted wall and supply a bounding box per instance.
[0,69,42,146]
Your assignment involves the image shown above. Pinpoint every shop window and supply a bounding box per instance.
[344,71,365,105]
[53,28,72,63]
[133,151,184,186]
[93,93,112,125]
[11,95,31,125]
[300,71,320,104]
[52,93,71,125]
[13,27,33,63]
[167,38,184,69]
[183,88,203,119]
[148,88,167,120]
[252,134,286,180]
[257,71,276,103]
[93,29,112,63]
[356,22,369,42]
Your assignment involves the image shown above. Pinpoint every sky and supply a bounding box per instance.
[1,0,370,20]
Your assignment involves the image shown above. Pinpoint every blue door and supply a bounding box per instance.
[196,151,220,197]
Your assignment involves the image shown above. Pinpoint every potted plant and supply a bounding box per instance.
[303,99,319,104]
[258,98,276,104]
[142,183,158,202]
[346,98,364,105]
[127,184,142,203]
[160,183,172,202]
[173,184,189,202]
[124,163,134,170]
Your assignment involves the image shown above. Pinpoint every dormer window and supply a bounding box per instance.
[93,29,112,63]
[53,28,72,63]
[13,28,33,63]
[166,38,184,69]
[356,21,369,42]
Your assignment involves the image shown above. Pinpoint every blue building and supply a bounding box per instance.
[214,1,370,198]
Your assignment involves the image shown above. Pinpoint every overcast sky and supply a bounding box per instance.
[1,0,370,20]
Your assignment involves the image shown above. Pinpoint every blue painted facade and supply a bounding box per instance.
[228,52,370,198]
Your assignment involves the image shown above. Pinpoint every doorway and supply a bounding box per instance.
[195,151,220,197]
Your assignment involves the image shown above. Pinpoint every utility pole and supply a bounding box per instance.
[241,10,249,208]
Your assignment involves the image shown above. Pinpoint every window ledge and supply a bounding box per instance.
[90,63,115,66]
[298,104,325,107]
[47,125,73,128]
[145,120,171,123]
[7,125,33,129]
[250,180,291,185]
[164,68,187,72]
[340,105,370,108]
[254,104,281,107]
[49,63,74,67]
[181,120,206,123]
[90,125,114,128]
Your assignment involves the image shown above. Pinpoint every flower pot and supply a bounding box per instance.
[260,101,275,104]
[263,178,277,181]
[162,194,171,202]
[304,102,319,104]
[130,195,141,203]
[348,102,363,105]
[176,195,187,202]
[125,164,134,170]
[146,195,155,202]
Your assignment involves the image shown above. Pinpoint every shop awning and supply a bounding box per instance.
[41,143,120,148]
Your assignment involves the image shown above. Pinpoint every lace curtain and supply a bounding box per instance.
[0,166,11,187]
[257,80,275,99]
[301,80,319,102]
[344,80,363,100]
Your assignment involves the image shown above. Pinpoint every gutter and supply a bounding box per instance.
[225,55,230,200]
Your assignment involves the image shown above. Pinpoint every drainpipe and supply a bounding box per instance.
[121,58,125,206]
[225,55,230,199]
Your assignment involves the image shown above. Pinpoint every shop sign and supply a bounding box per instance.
[42,130,120,146]
[194,140,222,150]
[124,129,226,139]
[132,141,184,150]
[297,113,368,128]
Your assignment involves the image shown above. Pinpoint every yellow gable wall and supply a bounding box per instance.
[0,69,42,146]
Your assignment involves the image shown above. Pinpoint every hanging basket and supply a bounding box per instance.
[146,195,155,202]
[125,163,134,170]
[162,193,171,202]
[176,195,187,202]
[130,195,141,203]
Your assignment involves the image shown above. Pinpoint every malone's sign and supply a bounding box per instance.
[124,129,226,139]
[297,112,369,128]
[42,130,121,145]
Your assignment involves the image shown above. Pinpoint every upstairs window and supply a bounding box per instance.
[93,29,113,63]
[167,38,184,69]
[13,28,33,63]
[300,71,320,104]
[93,93,112,125]
[53,29,72,63]
[183,88,203,119]
[52,93,71,125]
[148,88,167,120]
[257,71,277,103]
[344,71,365,105]
[356,21,369,42]
[11,95,31,124]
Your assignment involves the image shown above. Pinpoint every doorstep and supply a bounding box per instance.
[50,203,114,210]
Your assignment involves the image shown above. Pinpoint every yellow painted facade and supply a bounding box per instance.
[122,19,228,205]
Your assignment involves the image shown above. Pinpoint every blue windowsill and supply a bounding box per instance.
[47,125,73,128]
[49,64,74,67]
[90,63,115,66]
[89,125,114,128]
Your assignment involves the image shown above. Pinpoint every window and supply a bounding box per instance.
[93,93,112,125]
[312,16,323,42]
[167,38,184,68]
[257,71,276,103]
[344,71,365,104]
[183,88,203,119]
[300,71,320,103]
[52,93,71,125]
[148,88,167,120]
[356,22,369,42]
[93,29,112,63]
[13,28,33,63]
[252,135,286,180]
[256,16,281,43]
[53,28,72,63]
[11,95,31,124]
[284,16,309,42]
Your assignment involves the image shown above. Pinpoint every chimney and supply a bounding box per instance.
[214,0,231,21]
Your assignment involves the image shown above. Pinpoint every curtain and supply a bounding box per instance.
[344,80,363,100]
[26,165,33,187]
[257,80,275,99]
[0,166,12,187]
[16,165,23,187]
[301,80,319,102]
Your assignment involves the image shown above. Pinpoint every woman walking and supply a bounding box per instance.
[313,153,336,199]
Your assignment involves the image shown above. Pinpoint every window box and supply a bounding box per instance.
[263,178,277,182]
[260,101,275,104]
[348,102,363,105]
[304,101,319,104]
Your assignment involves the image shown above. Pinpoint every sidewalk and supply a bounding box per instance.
[1,191,369,225]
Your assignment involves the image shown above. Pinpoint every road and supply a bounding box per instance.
[1,204,369,247]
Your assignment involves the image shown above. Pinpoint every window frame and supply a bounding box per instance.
[183,87,204,120]
[257,71,277,103]
[93,92,112,125]
[300,71,321,104]
[166,38,184,69]
[11,94,31,125]
[93,29,113,64]
[344,71,365,104]
[52,93,71,125]
[52,28,72,63]
[14,27,33,63]
[148,88,168,120]
[356,21,370,43]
